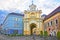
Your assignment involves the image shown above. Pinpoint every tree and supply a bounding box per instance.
[57,31,60,40]
[44,31,48,37]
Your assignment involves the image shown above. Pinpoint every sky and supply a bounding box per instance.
[0,0,60,24]
[0,0,60,14]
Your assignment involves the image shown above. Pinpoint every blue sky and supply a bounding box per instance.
[0,0,60,24]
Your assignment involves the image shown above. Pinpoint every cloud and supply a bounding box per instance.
[35,0,60,15]
[0,0,60,15]
[0,0,29,12]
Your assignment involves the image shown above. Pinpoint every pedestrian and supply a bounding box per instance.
[33,31,36,40]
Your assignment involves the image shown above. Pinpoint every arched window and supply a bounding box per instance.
[51,21,52,26]
[48,23,49,26]
[30,13,35,18]
[56,19,58,24]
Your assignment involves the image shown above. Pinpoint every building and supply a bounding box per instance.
[1,13,24,34]
[44,6,60,36]
[24,3,44,35]
[1,1,60,36]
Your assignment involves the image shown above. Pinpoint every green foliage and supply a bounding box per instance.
[57,31,60,39]
[16,34,24,36]
[44,31,48,37]
[40,31,43,36]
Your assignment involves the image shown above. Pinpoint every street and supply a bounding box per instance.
[0,34,57,40]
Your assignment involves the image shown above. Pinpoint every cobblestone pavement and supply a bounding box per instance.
[0,34,58,40]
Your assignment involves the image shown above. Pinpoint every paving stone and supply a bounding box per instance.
[0,34,58,40]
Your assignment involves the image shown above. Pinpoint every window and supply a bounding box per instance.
[44,24,47,30]
[56,19,58,24]
[48,23,49,26]
[14,24,18,27]
[14,30,18,34]
[30,13,35,18]
[51,21,52,25]
[15,18,18,21]
[14,23,19,27]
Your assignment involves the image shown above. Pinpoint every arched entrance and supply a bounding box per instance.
[30,23,36,35]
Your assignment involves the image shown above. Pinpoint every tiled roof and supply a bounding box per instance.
[44,6,60,21]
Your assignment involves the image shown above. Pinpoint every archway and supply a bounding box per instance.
[30,23,36,35]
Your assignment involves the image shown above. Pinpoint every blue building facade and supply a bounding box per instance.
[1,13,24,34]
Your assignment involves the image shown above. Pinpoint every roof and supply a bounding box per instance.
[44,6,60,21]
[9,12,24,16]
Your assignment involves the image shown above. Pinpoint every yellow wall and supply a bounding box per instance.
[24,10,43,35]
[44,13,60,23]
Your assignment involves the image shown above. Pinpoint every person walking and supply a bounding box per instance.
[33,30,36,40]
